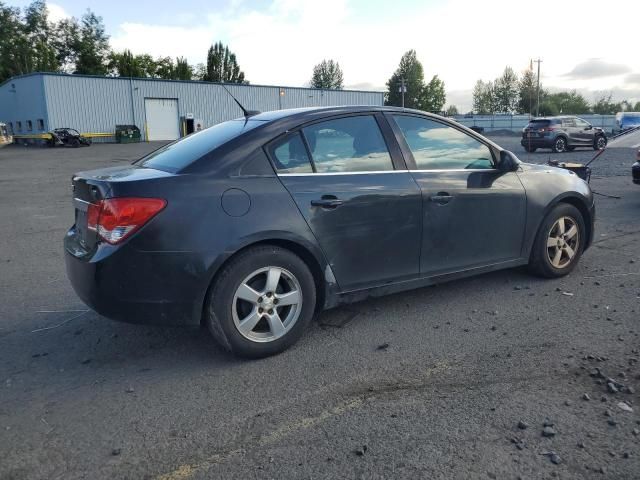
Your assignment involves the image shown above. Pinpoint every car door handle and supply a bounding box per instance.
[311,197,343,209]
[430,193,453,205]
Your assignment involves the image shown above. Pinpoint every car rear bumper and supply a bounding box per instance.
[64,227,205,326]
[633,162,640,184]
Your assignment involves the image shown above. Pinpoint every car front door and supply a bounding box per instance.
[387,113,527,276]
[574,117,593,145]
[268,113,422,292]
[561,117,579,146]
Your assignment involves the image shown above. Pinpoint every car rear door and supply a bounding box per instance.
[387,113,527,276]
[268,113,422,292]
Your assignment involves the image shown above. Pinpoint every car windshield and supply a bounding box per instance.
[138,119,264,172]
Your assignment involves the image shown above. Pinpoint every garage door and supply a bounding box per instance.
[145,98,179,141]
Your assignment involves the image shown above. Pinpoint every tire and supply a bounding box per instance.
[70,138,80,148]
[594,135,607,150]
[528,203,586,278]
[205,245,316,358]
[524,146,537,153]
[552,137,567,153]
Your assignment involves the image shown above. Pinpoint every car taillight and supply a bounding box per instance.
[539,127,555,132]
[87,197,166,245]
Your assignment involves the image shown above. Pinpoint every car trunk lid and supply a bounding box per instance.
[71,165,173,250]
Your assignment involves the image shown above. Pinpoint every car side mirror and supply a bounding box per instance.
[585,125,593,130]
[499,150,520,172]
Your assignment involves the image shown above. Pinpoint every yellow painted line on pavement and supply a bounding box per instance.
[156,361,450,480]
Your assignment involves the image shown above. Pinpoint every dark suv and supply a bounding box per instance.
[521,116,607,153]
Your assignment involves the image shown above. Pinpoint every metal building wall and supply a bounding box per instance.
[0,75,47,134]
[38,74,384,139]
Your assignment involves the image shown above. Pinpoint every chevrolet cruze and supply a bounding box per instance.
[65,106,595,358]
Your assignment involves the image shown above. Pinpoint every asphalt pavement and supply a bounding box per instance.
[1,137,639,479]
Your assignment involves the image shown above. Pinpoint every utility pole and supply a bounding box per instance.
[534,58,542,117]
[398,78,407,108]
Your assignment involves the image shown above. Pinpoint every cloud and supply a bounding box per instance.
[564,59,631,79]
[108,0,640,95]
[46,3,70,23]
[625,73,640,86]
[344,82,385,92]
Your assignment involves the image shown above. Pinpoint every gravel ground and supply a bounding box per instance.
[0,140,639,480]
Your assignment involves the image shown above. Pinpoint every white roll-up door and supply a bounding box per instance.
[145,98,179,141]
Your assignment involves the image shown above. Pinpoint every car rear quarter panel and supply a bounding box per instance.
[516,163,594,258]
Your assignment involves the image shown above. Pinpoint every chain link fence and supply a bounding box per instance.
[452,114,617,134]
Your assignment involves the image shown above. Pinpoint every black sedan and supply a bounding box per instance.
[65,106,595,358]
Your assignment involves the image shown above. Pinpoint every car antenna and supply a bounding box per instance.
[219,83,261,119]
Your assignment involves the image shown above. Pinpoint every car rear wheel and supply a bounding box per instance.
[205,245,316,358]
[552,137,567,153]
[528,203,585,278]
[594,135,607,150]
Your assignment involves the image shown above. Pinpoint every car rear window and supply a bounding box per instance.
[527,120,551,128]
[138,119,263,172]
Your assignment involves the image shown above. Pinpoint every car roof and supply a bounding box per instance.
[246,105,433,122]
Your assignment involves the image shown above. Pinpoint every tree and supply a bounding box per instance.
[385,50,424,109]
[108,49,143,77]
[23,0,57,72]
[53,17,80,73]
[472,80,497,114]
[174,57,192,80]
[548,91,590,114]
[154,56,174,79]
[421,74,446,112]
[446,105,459,116]
[203,41,245,83]
[310,59,343,89]
[516,68,538,114]
[74,10,110,75]
[592,94,619,115]
[0,2,28,82]
[494,66,518,113]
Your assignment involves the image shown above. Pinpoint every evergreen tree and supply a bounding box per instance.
[421,74,446,112]
[310,59,344,89]
[494,66,518,113]
[204,41,245,83]
[385,50,424,108]
[174,57,192,80]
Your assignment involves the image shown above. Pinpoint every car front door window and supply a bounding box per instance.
[391,115,494,170]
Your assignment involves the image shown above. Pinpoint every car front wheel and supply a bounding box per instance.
[528,203,585,278]
[205,245,316,358]
[594,136,607,150]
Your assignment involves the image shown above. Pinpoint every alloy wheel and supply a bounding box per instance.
[555,138,566,152]
[232,266,302,342]
[596,136,606,149]
[546,216,580,269]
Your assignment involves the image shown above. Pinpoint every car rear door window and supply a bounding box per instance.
[302,116,394,173]
[392,115,494,170]
[270,132,313,173]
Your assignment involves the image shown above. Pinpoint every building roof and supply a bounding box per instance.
[0,72,384,95]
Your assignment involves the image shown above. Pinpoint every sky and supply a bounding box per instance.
[10,0,640,111]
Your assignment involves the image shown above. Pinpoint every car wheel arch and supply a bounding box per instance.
[196,236,329,326]
[530,193,593,258]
